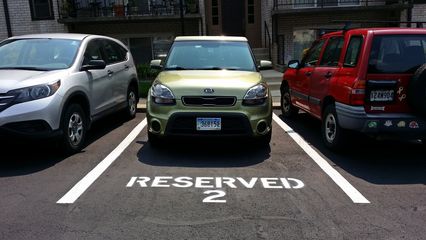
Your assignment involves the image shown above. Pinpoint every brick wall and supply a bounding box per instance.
[412,4,426,22]
[0,1,7,40]
[0,0,67,40]
[71,19,200,37]
[199,0,206,35]
[400,4,426,27]
[272,10,401,65]
[261,0,273,48]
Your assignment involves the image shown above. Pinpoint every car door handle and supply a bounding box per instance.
[324,72,332,78]
[305,71,312,77]
[107,70,114,76]
[124,65,129,70]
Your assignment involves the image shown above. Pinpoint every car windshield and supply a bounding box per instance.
[368,35,426,74]
[164,41,256,71]
[0,38,81,71]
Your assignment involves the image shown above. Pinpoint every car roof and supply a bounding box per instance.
[321,28,426,38]
[8,33,91,41]
[174,36,248,42]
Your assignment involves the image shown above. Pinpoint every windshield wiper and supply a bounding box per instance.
[197,67,240,70]
[0,66,49,71]
[164,66,189,70]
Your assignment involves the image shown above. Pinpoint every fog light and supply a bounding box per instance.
[256,121,268,134]
[151,120,161,133]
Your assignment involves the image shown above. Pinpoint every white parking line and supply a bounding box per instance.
[272,113,370,204]
[57,118,147,204]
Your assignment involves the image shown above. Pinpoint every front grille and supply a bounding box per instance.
[0,94,16,112]
[166,113,252,136]
[182,96,236,106]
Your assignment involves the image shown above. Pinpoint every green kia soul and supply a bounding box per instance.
[147,36,273,145]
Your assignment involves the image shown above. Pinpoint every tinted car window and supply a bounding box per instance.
[165,41,256,71]
[368,35,426,73]
[302,39,325,67]
[0,38,80,70]
[83,40,104,66]
[320,37,344,67]
[102,40,126,64]
[344,36,363,67]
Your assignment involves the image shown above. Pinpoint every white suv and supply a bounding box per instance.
[0,34,139,153]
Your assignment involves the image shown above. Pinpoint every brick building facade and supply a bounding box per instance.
[0,0,67,40]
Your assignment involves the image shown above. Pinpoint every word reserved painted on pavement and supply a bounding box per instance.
[126,176,305,203]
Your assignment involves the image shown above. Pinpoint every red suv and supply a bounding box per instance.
[281,28,426,150]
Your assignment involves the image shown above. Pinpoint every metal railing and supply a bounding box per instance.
[58,0,199,19]
[264,21,272,61]
[273,0,410,10]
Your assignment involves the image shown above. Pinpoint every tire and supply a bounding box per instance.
[61,104,87,154]
[281,86,298,118]
[148,131,161,147]
[126,86,138,119]
[408,64,426,117]
[321,104,349,151]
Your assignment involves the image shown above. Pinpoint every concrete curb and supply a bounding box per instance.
[137,98,280,111]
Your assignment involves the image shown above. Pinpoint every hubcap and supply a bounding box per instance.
[282,92,291,113]
[325,113,337,143]
[68,113,84,146]
[128,91,136,115]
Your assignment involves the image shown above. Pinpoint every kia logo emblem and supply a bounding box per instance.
[204,88,214,94]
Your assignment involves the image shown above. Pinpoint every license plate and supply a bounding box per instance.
[370,90,394,102]
[196,118,221,131]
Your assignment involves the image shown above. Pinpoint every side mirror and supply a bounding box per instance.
[287,60,300,69]
[81,60,106,71]
[258,60,273,70]
[150,59,162,69]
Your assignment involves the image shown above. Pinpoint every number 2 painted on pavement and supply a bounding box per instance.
[203,190,226,203]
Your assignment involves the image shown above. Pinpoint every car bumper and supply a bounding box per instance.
[0,94,63,138]
[335,102,426,137]
[147,97,272,138]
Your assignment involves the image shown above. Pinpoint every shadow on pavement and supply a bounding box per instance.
[137,138,271,168]
[278,112,426,185]
[0,112,133,177]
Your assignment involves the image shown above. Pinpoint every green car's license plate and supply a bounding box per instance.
[196,118,221,131]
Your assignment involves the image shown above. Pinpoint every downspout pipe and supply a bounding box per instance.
[2,0,12,37]
[407,0,413,28]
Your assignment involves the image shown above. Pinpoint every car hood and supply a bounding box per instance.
[0,69,66,93]
[155,70,264,99]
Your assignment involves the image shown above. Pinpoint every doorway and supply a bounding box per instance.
[221,0,245,36]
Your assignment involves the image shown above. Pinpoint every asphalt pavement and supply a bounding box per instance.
[1,110,425,240]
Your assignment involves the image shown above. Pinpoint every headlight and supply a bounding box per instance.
[8,80,61,104]
[243,83,268,105]
[150,82,175,104]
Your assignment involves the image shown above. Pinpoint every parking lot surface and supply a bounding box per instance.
[1,110,425,239]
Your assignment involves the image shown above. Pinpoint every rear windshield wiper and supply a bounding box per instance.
[0,66,48,71]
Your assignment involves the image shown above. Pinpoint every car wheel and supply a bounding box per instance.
[321,104,348,150]
[61,104,87,153]
[126,86,138,119]
[148,131,161,147]
[281,87,298,118]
